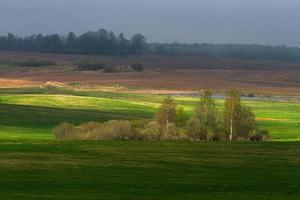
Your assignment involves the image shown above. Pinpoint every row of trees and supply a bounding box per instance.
[149,43,300,60]
[1,29,300,60]
[0,29,146,55]
[53,90,269,141]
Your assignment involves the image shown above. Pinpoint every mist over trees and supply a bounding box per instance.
[1,28,300,60]
[149,43,300,61]
[0,29,147,56]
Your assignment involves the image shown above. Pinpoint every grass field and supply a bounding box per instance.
[1,140,300,199]
[1,87,300,199]
[0,87,300,141]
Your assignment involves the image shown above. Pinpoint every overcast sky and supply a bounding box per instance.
[0,0,300,46]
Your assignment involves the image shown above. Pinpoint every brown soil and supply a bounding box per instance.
[1,51,300,95]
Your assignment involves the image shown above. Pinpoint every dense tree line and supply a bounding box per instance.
[1,29,300,60]
[149,43,300,61]
[0,29,146,55]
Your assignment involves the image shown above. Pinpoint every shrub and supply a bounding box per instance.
[103,65,118,73]
[130,119,151,129]
[101,120,137,140]
[161,123,186,140]
[103,65,133,73]
[249,129,270,141]
[52,123,76,140]
[77,58,105,71]
[209,131,226,141]
[14,58,56,67]
[0,59,12,65]
[77,122,103,140]
[137,121,162,141]
[131,64,144,72]
[187,117,206,140]
[247,93,256,98]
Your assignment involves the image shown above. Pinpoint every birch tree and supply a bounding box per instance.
[187,90,221,140]
[224,90,256,141]
[156,96,177,136]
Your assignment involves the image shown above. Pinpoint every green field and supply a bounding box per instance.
[1,87,300,199]
[0,140,300,200]
[1,87,300,141]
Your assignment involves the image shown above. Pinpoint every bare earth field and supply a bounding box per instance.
[0,51,300,95]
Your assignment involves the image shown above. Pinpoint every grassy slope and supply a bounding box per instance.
[1,88,300,199]
[0,88,300,140]
[0,140,300,200]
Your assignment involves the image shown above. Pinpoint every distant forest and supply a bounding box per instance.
[0,29,146,56]
[1,28,300,60]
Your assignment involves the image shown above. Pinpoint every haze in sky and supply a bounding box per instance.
[0,0,300,46]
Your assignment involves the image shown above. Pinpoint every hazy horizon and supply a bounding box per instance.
[1,0,300,46]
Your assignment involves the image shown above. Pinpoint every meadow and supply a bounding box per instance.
[1,87,300,199]
[1,140,300,200]
[0,87,300,141]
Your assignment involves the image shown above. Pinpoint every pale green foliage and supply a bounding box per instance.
[102,120,135,140]
[156,96,177,127]
[53,122,76,140]
[160,122,186,140]
[77,122,103,140]
[187,90,222,141]
[137,121,161,140]
[176,107,186,127]
[224,90,256,141]
[53,120,186,141]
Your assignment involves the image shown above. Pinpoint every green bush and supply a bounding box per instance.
[249,129,270,141]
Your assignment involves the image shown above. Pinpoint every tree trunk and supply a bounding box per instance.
[166,105,169,137]
[230,102,233,142]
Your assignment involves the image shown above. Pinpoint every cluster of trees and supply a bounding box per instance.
[156,91,268,141]
[53,90,269,142]
[149,43,300,60]
[187,90,268,141]
[1,29,300,60]
[0,29,146,55]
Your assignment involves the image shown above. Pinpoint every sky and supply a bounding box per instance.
[0,0,300,46]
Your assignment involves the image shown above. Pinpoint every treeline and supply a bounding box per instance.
[1,29,300,60]
[53,90,269,142]
[149,43,300,60]
[0,29,146,55]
